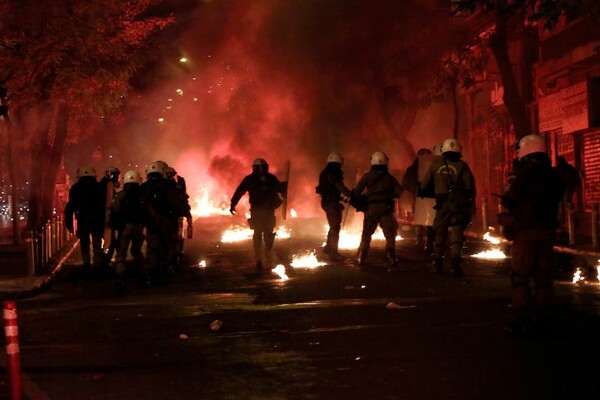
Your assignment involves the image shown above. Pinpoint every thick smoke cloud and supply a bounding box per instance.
[83,0,455,217]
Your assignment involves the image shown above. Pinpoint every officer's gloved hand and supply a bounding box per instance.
[229,206,236,215]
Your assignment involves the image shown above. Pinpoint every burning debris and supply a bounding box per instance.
[221,225,291,243]
[571,262,600,284]
[290,250,326,269]
[471,231,507,260]
[221,225,254,243]
[333,225,402,250]
[190,188,230,217]
[272,264,289,281]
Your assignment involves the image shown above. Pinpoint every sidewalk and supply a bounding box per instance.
[0,239,79,300]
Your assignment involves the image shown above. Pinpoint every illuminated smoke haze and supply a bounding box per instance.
[72,0,455,217]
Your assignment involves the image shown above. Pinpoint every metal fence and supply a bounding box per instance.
[25,215,76,275]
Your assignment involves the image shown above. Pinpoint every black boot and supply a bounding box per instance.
[358,250,368,267]
[433,257,444,274]
[451,257,464,277]
[386,250,398,266]
[328,241,344,261]
[256,260,265,273]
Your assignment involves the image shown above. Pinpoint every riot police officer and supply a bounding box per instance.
[353,151,403,267]
[100,166,121,269]
[165,166,192,270]
[501,134,564,336]
[420,138,476,277]
[230,158,287,273]
[141,162,185,281]
[316,152,351,261]
[64,166,104,274]
[110,170,149,292]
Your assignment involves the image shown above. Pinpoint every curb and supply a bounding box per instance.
[0,239,79,301]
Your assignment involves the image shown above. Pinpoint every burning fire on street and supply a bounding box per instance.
[221,225,291,243]
[272,264,289,281]
[471,231,507,260]
[290,250,327,269]
[571,261,600,284]
[335,226,402,250]
[190,189,231,217]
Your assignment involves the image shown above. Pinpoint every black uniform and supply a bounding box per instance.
[141,173,186,277]
[110,182,150,280]
[316,162,351,260]
[166,174,192,269]
[64,176,104,270]
[230,169,286,271]
[353,166,403,266]
[501,152,564,335]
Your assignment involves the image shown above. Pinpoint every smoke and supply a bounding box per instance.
[88,0,455,217]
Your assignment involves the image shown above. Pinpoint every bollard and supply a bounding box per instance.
[26,232,35,277]
[481,197,489,233]
[593,204,599,249]
[3,301,22,400]
[53,216,58,255]
[566,202,576,246]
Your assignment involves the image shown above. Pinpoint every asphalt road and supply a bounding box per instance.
[3,216,600,400]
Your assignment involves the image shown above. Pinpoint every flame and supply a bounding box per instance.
[290,250,326,269]
[276,225,291,239]
[290,209,298,218]
[471,249,507,259]
[272,264,289,281]
[190,189,230,217]
[471,231,507,259]
[483,231,501,245]
[197,259,207,268]
[333,225,402,250]
[221,225,253,242]
[573,267,585,284]
[221,224,291,243]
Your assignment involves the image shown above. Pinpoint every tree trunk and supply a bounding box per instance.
[2,100,22,245]
[451,81,459,139]
[40,104,69,223]
[26,104,54,231]
[382,103,418,161]
[489,4,531,138]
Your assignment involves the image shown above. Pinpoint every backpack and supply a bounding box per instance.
[349,172,387,212]
[349,193,368,212]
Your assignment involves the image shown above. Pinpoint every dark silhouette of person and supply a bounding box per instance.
[554,156,581,205]
[501,135,564,336]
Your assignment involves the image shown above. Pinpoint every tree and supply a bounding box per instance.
[428,36,490,139]
[451,0,600,140]
[0,0,173,240]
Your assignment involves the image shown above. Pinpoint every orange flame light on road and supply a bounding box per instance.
[334,226,402,250]
[272,264,289,281]
[221,225,291,243]
[471,231,507,260]
[290,250,326,269]
[573,267,584,284]
[483,232,501,245]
